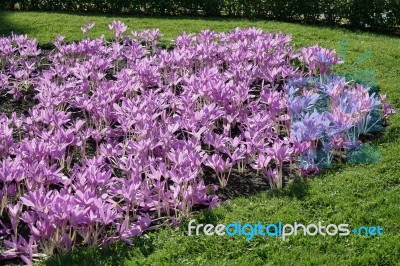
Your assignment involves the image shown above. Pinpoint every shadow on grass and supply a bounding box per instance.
[374,123,400,145]
[2,10,400,40]
[196,208,225,225]
[30,11,400,38]
[0,11,34,36]
[269,178,310,200]
[43,242,135,266]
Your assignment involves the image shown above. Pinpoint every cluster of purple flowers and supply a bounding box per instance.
[0,22,395,264]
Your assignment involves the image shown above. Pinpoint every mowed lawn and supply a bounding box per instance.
[1,11,400,266]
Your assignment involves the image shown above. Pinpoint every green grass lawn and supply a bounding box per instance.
[1,10,400,266]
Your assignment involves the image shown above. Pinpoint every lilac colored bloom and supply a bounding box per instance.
[108,21,128,38]
[81,22,95,34]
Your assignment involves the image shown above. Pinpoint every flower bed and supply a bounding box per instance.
[0,22,394,264]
